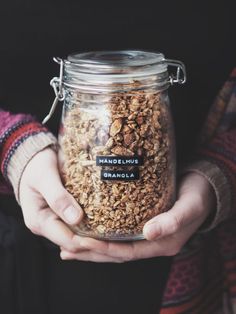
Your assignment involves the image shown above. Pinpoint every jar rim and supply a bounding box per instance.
[62,50,170,92]
[66,50,167,75]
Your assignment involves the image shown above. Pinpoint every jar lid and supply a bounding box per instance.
[67,50,167,76]
[43,51,186,123]
[50,50,186,94]
[65,50,168,79]
[61,50,173,92]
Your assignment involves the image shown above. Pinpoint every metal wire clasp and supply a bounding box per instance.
[166,59,187,85]
[42,58,65,124]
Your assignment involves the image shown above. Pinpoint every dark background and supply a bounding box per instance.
[0,0,236,160]
[0,2,236,313]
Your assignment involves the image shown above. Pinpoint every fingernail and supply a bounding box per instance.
[143,223,160,240]
[60,251,70,260]
[63,206,80,224]
[60,251,67,260]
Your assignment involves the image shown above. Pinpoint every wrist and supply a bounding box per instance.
[180,160,231,232]
[180,172,216,220]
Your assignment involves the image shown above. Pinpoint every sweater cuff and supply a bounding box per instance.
[2,128,57,203]
[181,160,231,232]
[7,132,57,203]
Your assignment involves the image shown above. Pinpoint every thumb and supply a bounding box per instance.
[143,196,200,241]
[46,186,83,225]
[37,166,83,226]
[143,209,180,241]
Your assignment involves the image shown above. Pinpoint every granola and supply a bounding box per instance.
[59,89,175,240]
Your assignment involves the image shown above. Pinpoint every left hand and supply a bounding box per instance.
[60,172,216,262]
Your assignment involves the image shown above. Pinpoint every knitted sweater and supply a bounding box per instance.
[0,69,236,313]
[160,69,236,314]
[0,111,57,199]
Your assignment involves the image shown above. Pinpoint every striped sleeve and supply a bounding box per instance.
[0,110,57,200]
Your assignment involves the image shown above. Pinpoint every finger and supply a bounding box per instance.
[29,208,85,252]
[75,237,166,261]
[37,209,85,252]
[60,250,124,263]
[36,164,83,225]
[76,237,135,260]
[143,193,206,241]
[76,236,180,260]
[21,190,84,252]
[77,207,208,260]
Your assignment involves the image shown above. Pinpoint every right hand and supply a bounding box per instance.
[19,147,84,252]
[19,147,125,262]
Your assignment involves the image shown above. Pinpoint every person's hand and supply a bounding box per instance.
[19,147,84,252]
[19,147,127,262]
[60,172,216,262]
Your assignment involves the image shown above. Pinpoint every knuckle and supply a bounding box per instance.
[66,244,78,253]
[50,191,70,213]
[65,236,80,253]
[60,241,77,253]
[24,218,41,235]
[168,214,181,234]
[123,251,134,262]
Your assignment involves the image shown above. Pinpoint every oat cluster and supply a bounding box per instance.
[60,90,174,239]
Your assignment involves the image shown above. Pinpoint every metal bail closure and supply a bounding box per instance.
[166,59,187,85]
[42,58,65,124]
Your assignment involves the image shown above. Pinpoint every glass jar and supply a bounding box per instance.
[43,50,186,241]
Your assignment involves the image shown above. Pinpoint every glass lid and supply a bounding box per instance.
[65,50,168,76]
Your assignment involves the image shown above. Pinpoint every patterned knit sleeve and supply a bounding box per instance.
[181,69,236,232]
[186,71,236,231]
[182,142,234,232]
[199,129,236,227]
[0,109,57,200]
